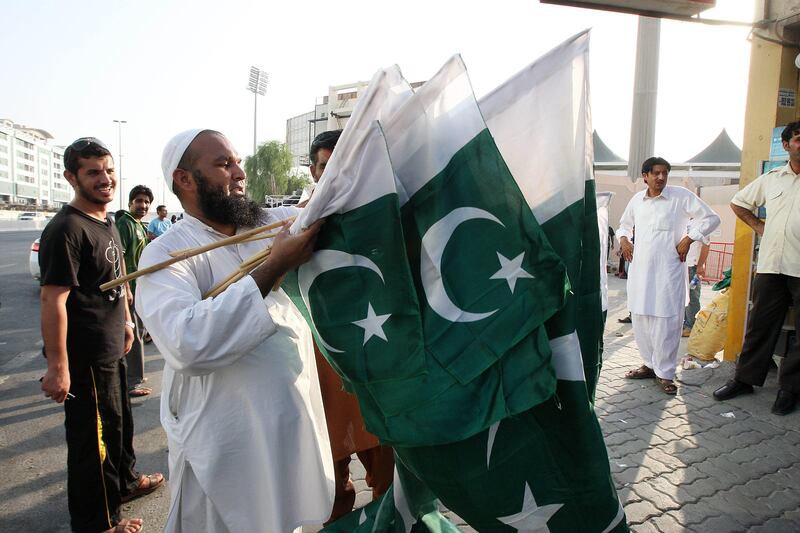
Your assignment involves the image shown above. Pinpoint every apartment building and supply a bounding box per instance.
[0,118,71,208]
[286,79,424,169]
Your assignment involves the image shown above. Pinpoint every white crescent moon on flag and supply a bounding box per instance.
[298,249,385,353]
[420,207,504,322]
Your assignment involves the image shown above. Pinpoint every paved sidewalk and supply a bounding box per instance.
[594,276,800,532]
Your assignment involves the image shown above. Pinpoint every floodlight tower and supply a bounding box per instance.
[112,119,127,209]
[247,66,269,156]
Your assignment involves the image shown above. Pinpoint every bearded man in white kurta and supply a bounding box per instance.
[136,129,334,532]
[617,157,720,395]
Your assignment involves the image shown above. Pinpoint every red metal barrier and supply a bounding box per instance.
[704,242,733,283]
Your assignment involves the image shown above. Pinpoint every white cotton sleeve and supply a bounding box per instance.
[136,246,278,376]
[616,197,636,242]
[731,175,766,211]
[685,192,721,243]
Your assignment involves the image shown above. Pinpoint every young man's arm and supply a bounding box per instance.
[731,203,765,236]
[40,285,71,403]
[696,243,710,278]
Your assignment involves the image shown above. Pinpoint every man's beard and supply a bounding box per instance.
[76,180,113,206]
[194,171,264,228]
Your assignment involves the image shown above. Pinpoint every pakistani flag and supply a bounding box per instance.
[321,463,459,533]
[287,31,625,532]
[480,30,604,402]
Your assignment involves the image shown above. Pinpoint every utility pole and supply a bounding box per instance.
[247,67,270,192]
[113,119,127,209]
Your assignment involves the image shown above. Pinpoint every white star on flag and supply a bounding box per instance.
[352,303,391,345]
[497,482,563,532]
[490,252,534,292]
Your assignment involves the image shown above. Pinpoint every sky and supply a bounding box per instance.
[0,0,755,211]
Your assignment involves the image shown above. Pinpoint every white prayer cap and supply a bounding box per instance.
[161,128,204,191]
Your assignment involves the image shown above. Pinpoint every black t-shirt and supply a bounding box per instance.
[39,205,126,367]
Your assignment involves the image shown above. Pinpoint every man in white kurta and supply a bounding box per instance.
[617,157,720,394]
[136,129,334,532]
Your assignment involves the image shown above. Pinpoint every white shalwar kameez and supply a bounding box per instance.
[136,207,334,533]
[617,185,720,380]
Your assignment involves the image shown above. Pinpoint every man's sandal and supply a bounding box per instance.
[121,473,164,503]
[625,365,656,379]
[108,518,143,533]
[128,386,152,398]
[656,378,678,395]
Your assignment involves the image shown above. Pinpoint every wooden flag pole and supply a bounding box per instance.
[99,217,292,291]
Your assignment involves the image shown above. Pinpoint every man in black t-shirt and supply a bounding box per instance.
[39,137,162,533]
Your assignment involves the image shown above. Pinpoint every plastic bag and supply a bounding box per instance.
[687,289,729,361]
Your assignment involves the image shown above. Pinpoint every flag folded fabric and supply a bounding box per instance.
[287,30,626,532]
[320,462,460,533]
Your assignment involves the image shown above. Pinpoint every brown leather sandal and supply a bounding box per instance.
[625,365,656,379]
[656,378,678,395]
[121,473,164,503]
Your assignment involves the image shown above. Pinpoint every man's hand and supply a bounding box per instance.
[696,264,706,279]
[752,219,765,236]
[269,220,325,273]
[731,203,765,236]
[620,237,634,262]
[124,323,134,354]
[42,366,70,403]
[676,236,694,262]
[251,220,325,296]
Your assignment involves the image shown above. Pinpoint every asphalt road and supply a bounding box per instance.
[0,229,170,532]
[0,230,42,368]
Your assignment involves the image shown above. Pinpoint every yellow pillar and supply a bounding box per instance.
[724,35,799,360]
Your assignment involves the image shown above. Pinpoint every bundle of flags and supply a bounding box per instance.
[284,30,626,532]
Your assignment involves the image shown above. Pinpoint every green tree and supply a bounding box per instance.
[244,140,298,203]
[286,169,311,196]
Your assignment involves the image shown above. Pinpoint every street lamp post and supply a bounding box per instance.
[113,119,127,208]
[246,66,270,192]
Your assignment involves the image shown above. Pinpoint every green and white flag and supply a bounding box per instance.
[480,29,603,398]
[286,66,430,442]
[379,31,625,532]
[287,31,625,532]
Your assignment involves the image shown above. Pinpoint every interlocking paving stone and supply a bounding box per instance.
[681,477,724,499]
[696,514,748,533]
[630,519,661,532]
[757,487,800,513]
[706,490,773,525]
[631,482,680,512]
[693,458,754,486]
[618,485,643,506]
[738,477,779,499]
[750,518,800,533]
[624,500,661,524]
[661,465,709,486]
[613,464,656,485]
[648,511,683,532]
[646,476,699,506]
[670,501,723,527]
